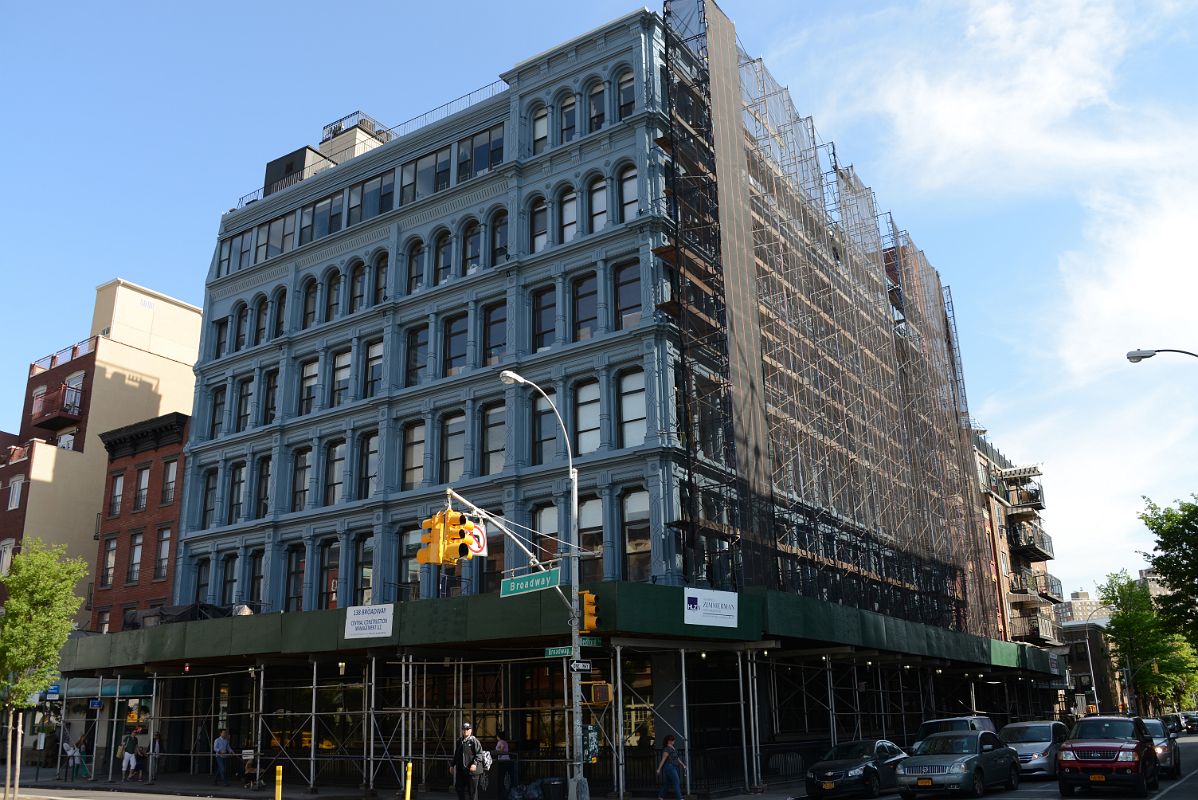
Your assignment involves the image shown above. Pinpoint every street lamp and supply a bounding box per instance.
[499,369,585,800]
[1126,348,1198,363]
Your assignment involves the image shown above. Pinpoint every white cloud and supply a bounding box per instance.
[753,0,1198,595]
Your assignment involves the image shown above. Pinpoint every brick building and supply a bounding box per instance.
[90,412,188,633]
[0,279,199,623]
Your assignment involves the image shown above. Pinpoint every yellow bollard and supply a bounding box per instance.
[405,761,413,800]
[275,764,283,800]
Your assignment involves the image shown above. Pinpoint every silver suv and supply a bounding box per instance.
[998,720,1068,776]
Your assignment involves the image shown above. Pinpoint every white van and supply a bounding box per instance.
[910,715,996,750]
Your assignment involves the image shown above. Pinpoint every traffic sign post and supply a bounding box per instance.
[500,568,561,598]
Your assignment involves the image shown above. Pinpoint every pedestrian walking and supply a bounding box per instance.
[449,721,483,800]
[120,729,141,781]
[213,728,233,785]
[655,734,686,800]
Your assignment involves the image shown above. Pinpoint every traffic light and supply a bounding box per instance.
[445,512,476,561]
[580,590,598,633]
[417,512,447,565]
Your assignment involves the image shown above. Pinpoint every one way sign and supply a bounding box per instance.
[568,660,592,673]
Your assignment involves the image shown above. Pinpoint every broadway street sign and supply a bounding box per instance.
[501,568,561,598]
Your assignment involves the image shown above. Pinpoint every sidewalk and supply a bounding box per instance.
[13,770,805,800]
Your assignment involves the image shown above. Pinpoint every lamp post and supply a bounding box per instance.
[1126,348,1198,363]
[499,369,585,800]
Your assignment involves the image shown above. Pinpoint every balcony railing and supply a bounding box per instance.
[1008,479,1046,511]
[1009,613,1062,644]
[29,336,97,376]
[161,482,176,505]
[30,385,84,430]
[133,488,148,512]
[1034,571,1064,602]
[1008,522,1054,560]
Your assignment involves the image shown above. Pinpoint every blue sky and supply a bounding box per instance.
[3,0,1197,598]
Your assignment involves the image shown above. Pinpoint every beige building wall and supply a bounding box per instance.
[91,279,202,367]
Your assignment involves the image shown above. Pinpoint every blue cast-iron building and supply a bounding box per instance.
[60,3,1065,795]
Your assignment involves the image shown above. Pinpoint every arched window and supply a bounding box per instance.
[272,289,287,338]
[253,298,268,345]
[613,262,641,330]
[573,273,597,341]
[285,546,305,611]
[462,221,481,274]
[441,412,466,483]
[350,263,367,313]
[233,304,249,351]
[588,178,607,233]
[490,211,509,265]
[195,558,211,604]
[559,189,577,244]
[618,369,647,447]
[587,83,605,132]
[618,71,635,120]
[479,402,505,476]
[532,106,548,155]
[357,432,379,499]
[406,241,425,294]
[292,448,311,512]
[301,280,318,329]
[619,166,638,222]
[401,421,425,491]
[573,380,600,454]
[622,490,651,581]
[319,539,339,609]
[560,96,577,144]
[373,253,389,305]
[530,197,548,253]
[324,441,345,506]
[434,232,452,285]
[579,497,603,582]
[535,504,558,562]
[324,271,341,321]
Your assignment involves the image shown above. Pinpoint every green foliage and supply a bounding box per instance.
[0,538,87,708]
[1141,495,1198,645]
[1098,570,1198,711]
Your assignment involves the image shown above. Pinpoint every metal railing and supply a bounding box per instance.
[1034,571,1064,601]
[30,385,83,422]
[1008,522,1054,559]
[29,336,97,376]
[1009,613,1062,642]
[236,80,508,208]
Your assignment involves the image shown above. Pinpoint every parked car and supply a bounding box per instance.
[896,730,1019,798]
[1143,717,1181,778]
[804,738,907,798]
[1183,711,1198,733]
[1057,715,1160,797]
[999,720,1068,777]
[909,716,996,751]
[1160,713,1183,735]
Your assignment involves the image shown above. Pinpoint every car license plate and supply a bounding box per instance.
[822,782,835,790]
[1089,774,1106,782]
[917,778,933,787]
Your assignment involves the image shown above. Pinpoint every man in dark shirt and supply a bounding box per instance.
[449,722,482,800]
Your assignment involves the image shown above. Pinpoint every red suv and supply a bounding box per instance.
[1057,716,1160,797]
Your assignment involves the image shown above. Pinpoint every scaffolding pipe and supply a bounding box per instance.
[256,664,265,790]
[877,667,886,740]
[55,677,68,780]
[147,674,158,784]
[826,659,835,747]
[615,645,625,800]
[107,675,121,783]
[369,656,376,791]
[309,660,317,790]
[680,650,690,797]
[736,652,748,791]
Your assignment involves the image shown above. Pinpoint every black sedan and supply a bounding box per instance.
[805,738,908,798]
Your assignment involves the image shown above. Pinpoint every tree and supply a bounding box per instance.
[1141,495,1198,645]
[0,539,86,800]
[1097,570,1197,714]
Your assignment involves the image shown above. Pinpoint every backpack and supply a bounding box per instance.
[478,749,493,771]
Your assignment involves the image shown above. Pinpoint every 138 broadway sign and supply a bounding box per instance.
[683,588,738,627]
[344,604,395,639]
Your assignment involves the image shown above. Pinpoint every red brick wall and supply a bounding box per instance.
[90,424,186,633]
